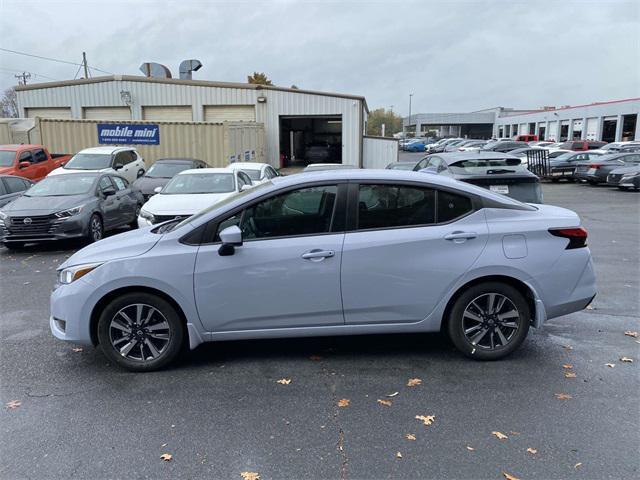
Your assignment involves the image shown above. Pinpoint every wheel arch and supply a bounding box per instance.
[440,274,541,332]
[89,285,189,347]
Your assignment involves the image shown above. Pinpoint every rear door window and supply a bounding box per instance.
[19,151,33,164]
[32,149,47,163]
[437,191,473,222]
[357,184,436,229]
[111,176,127,190]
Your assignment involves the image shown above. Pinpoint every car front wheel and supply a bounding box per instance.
[87,214,103,243]
[97,292,184,372]
[447,282,530,360]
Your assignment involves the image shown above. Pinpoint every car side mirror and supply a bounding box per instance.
[218,225,242,256]
[19,161,30,169]
[103,187,116,197]
[241,184,252,191]
[137,170,145,178]
[114,164,123,170]
[154,186,163,194]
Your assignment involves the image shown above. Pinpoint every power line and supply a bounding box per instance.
[0,47,113,75]
[0,67,59,81]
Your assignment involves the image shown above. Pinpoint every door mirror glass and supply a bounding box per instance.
[154,186,163,194]
[103,187,116,197]
[19,161,30,169]
[241,184,252,191]
[218,225,243,256]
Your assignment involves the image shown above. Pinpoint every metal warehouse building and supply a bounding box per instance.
[14,75,387,168]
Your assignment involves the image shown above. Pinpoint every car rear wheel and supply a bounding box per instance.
[447,282,530,360]
[97,292,184,372]
[87,214,103,243]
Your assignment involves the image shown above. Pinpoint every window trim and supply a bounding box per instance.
[346,180,479,233]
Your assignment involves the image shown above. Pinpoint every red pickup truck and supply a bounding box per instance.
[0,144,72,182]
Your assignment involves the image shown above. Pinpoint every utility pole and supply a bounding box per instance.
[408,93,413,137]
[14,71,31,85]
[82,52,89,78]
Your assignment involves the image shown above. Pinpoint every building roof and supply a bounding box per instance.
[15,74,369,112]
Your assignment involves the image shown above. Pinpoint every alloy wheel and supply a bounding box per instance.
[90,216,102,241]
[461,293,520,350]
[108,303,171,362]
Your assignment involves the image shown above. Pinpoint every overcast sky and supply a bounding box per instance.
[1,0,638,115]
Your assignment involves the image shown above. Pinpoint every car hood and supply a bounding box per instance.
[142,192,234,215]
[132,176,170,194]
[1,194,92,215]
[49,166,112,176]
[610,165,640,175]
[60,226,161,269]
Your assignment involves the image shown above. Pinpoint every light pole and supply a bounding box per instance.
[408,93,413,137]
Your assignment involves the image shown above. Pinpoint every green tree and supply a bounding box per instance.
[247,72,273,85]
[366,108,403,137]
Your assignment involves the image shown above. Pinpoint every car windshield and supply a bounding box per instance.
[0,151,15,167]
[65,153,112,170]
[162,172,235,194]
[145,162,193,178]
[25,174,96,197]
[240,169,262,180]
[449,157,524,174]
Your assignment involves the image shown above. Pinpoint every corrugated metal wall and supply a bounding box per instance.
[0,122,11,144]
[16,79,366,167]
[363,136,399,169]
[36,118,264,167]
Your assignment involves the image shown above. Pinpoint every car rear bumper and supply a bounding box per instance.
[543,254,597,320]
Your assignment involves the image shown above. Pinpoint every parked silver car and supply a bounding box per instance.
[50,170,596,371]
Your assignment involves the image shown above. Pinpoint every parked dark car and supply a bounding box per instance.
[548,151,603,181]
[0,175,33,208]
[132,158,208,201]
[414,152,543,203]
[304,142,332,163]
[0,172,143,249]
[606,165,640,190]
[574,153,640,184]
[386,160,420,171]
[556,140,607,151]
[480,141,529,153]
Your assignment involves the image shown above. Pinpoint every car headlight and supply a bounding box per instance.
[58,262,103,285]
[139,208,155,223]
[0,211,7,220]
[55,206,83,218]
[622,172,640,179]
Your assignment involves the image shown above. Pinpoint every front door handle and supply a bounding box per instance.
[301,249,335,260]
[444,231,477,241]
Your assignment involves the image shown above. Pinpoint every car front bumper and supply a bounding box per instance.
[50,278,96,346]
[0,215,87,243]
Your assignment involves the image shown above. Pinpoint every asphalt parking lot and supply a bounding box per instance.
[1,162,639,479]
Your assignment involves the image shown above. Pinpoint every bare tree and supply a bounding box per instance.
[1,88,18,118]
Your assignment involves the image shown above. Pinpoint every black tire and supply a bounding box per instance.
[97,292,184,372]
[130,204,141,229]
[87,214,103,243]
[550,178,560,183]
[447,282,530,361]
[3,242,25,250]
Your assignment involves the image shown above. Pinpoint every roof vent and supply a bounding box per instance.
[179,59,203,80]
[139,62,172,78]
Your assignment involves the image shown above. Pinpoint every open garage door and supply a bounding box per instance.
[142,106,192,121]
[83,107,131,120]
[602,116,617,143]
[25,107,72,119]
[279,115,342,168]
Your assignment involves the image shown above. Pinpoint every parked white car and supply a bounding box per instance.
[48,146,146,184]
[137,168,253,227]
[226,162,279,185]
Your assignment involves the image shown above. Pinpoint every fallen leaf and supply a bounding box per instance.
[396,451,402,459]
[509,431,521,436]
[555,393,572,400]
[564,372,577,378]
[276,378,291,385]
[72,347,83,353]
[574,463,582,469]
[407,378,422,387]
[405,434,416,441]
[527,447,538,454]
[562,364,573,369]
[605,363,616,368]
[160,453,172,461]
[308,355,323,361]
[415,415,435,426]
[503,473,520,480]
[620,357,634,363]
[337,399,350,407]
[240,472,260,480]
[563,345,574,350]
[624,331,638,338]
[377,399,392,407]
[492,431,508,440]
[161,443,167,447]
[6,400,21,410]
[386,392,399,397]
[466,446,475,451]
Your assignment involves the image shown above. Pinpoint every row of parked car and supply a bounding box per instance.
[0,143,282,249]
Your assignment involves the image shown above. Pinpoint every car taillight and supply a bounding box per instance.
[588,164,602,169]
[549,227,588,249]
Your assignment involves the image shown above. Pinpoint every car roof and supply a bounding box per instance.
[227,162,268,170]
[429,151,520,164]
[177,167,234,175]
[156,158,201,164]
[77,146,134,154]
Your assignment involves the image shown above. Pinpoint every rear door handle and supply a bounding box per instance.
[301,249,335,260]
[444,231,477,241]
